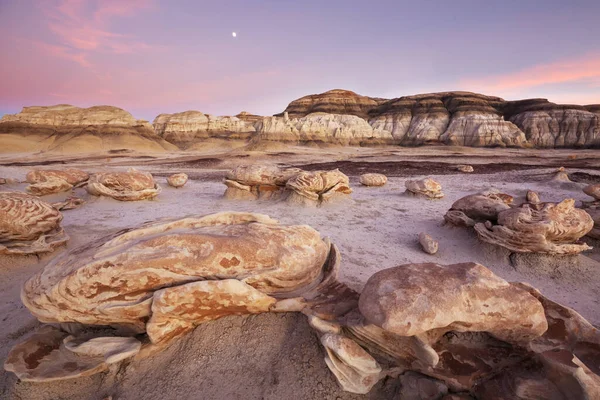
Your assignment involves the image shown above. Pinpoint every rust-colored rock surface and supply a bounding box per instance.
[444,191,513,227]
[223,165,301,200]
[0,192,69,255]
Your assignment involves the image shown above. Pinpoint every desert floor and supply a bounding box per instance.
[1,145,599,400]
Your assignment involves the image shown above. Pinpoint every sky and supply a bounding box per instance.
[1,0,600,121]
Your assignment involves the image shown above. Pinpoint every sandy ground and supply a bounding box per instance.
[1,145,599,399]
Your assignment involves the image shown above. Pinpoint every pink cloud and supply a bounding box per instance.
[33,41,91,67]
[41,0,155,67]
[461,53,600,93]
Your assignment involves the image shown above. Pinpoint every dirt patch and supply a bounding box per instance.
[292,161,560,177]
[569,172,600,185]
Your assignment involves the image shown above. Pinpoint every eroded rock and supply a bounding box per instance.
[167,173,188,188]
[359,173,387,186]
[8,212,349,381]
[358,262,547,342]
[444,191,513,227]
[86,169,160,201]
[583,184,600,201]
[26,169,89,196]
[418,233,438,255]
[552,167,571,182]
[474,199,593,254]
[223,165,301,200]
[286,169,352,206]
[52,196,85,211]
[0,191,69,255]
[405,178,444,199]
[455,165,474,173]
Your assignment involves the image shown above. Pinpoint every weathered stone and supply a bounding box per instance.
[444,191,514,227]
[405,178,443,199]
[474,199,593,254]
[320,333,382,394]
[418,233,438,254]
[552,167,571,182]
[25,169,89,196]
[223,165,300,200]
[86,169,160,201]
[0,191,68,255]
[167,173,188,188]
[0,178,19,185]
[7,211,349,382]
[526,190,541,204]
[358,262,547,342]
[52,196,85,211]
[359,173,387,186]
[455,165,474,173]
[286,169,352,206]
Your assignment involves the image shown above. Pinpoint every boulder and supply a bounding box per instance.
[167,173,188,188]
[359,173,388,186]
[286,169,352,206]
[526,190,541,204]
[358,262,547,342]
[26,169,89,196]
[444,191,513,227]
[223,165,301,200]
[474,199,593,254]
[405,178,444,199]
[0,178,19,185]
[0,192,69,254]
[552,167,571,182]
[418,233,439,254]
[86,169,160,201]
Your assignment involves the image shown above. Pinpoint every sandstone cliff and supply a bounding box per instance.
[0,105,177,153]
[153,111,255,148]
[276,89,384,119]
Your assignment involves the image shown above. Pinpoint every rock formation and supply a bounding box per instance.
[0,178,18,185]
[286,169,352,206]
[255,112,395,145]
[277,89,382,119]
[5,212,352,381]
[26,169,89,196]
[167,173,188,188]
[86,169,160,201]
[4,218,600,397]
[405,178,444,199]
[418,233,438,254]
[359,173,387,186]
[583,183,600,200]
[474,199,593,254]
[444,190,513,227]
[0,192,69,254]
[153,111,255,148]
[223,165,301,200]
[0,105,177,153]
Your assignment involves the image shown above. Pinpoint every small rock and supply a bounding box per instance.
[359,173,387,186]
[418,233,438,254]
[526,190,540,204]
[456,165,474,173]
[167,173,188,188]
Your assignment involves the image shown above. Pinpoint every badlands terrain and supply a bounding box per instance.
[0,90,600,399]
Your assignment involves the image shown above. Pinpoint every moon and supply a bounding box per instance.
[232,32,237,38]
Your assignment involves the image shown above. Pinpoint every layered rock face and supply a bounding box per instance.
[153,111,256,148]
[271,90,599,148]
[277,89,383,119]
[0,105,177,153]
[255,112,395,145]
